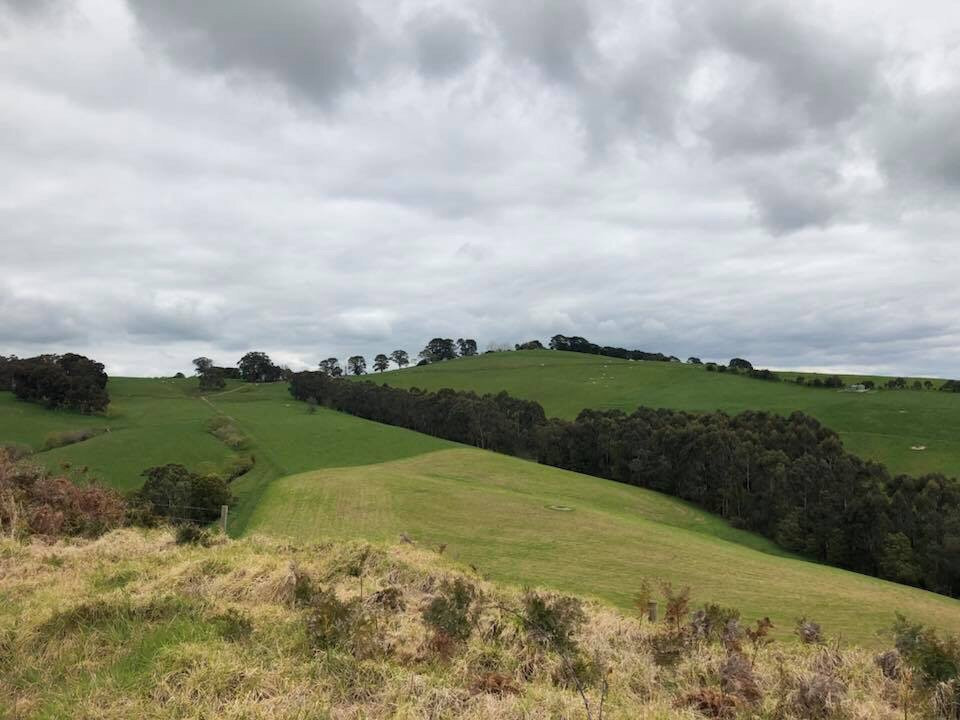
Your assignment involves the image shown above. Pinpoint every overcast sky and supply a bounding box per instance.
[2,0,960,377]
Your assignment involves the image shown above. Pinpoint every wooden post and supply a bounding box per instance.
[220,505,228,534]
[647,601,658,623]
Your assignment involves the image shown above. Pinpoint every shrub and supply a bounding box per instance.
[746,617,775,666]
[43,428,105,450]
[875,649,902,680]
[720,651,761,704]
[135,464,232,525]
[0,454,126,538]
[518,591,585,655]
[662,582,691,635]
[175,525,212,546]
[206,416,251,450]
[892,614,960,685]
[423,578,479,647]
[934,680,960,720]
[306,588,375,656]
[690,604,740,644]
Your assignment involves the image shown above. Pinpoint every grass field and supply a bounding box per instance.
[248,448,960,645]
[3,360,960,647]
[365,349,960,478]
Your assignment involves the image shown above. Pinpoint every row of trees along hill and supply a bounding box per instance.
[289,371,960,598]
[0,353,109,413]
[546,334,679,362]
[314,338,479,378]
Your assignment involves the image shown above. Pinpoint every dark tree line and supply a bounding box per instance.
[1,353,109,413]
[548,334,679,362]
[289,372,960,598]
[289,371,545,453]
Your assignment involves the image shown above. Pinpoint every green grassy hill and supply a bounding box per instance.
[248,448,960,645]
[3,362,960,645]
[365,349,960,478]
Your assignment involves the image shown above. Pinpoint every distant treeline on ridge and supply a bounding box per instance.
[290,371,960,599]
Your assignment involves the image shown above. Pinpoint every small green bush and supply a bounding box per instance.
[518,591,585,655]
[422,578,479,645]
[892,614,960,685]
[305,588,375,656]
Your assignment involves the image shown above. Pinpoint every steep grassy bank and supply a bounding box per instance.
[0,529,929,719]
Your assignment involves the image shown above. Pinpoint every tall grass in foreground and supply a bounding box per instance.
[1,529,954,719]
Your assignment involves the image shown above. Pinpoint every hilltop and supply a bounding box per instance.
[363,349,960,478]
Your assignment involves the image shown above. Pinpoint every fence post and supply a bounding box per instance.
[647,601,658,623]
[220,505,228,534]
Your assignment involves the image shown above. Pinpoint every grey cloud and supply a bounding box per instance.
[409,8,483,79]
[2,0,960,377]
[484,0,595,86]
[690,0,881,130]
[0,0,62,18]
[125,0,371,107]
[743,165,844,234]
[0,287,86,345]
[877,86,960,193]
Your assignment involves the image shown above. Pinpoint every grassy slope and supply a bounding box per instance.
[248,448,960,645]
[0,530,910,720]
[204,383,454,533]
[0,378,452,524]
[0,378,234,491]
[365,349,960,478]
[4,370,960,645]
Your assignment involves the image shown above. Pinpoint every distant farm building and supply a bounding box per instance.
[847,383,867,393]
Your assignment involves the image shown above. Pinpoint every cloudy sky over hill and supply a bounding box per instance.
[2,0,959,376]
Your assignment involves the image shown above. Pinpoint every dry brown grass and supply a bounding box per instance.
[0,529,942,719]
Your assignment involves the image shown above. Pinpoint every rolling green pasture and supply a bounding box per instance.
[365,349,960,477]
[0,378,451,499]
[249,448,960,645]
[4,358,960,646]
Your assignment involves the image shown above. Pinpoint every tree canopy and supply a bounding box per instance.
[237,351,282,383]
[419,338,457,363]
[7,353,109,413]
[347,355,366,375]
[319,358,343,377]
